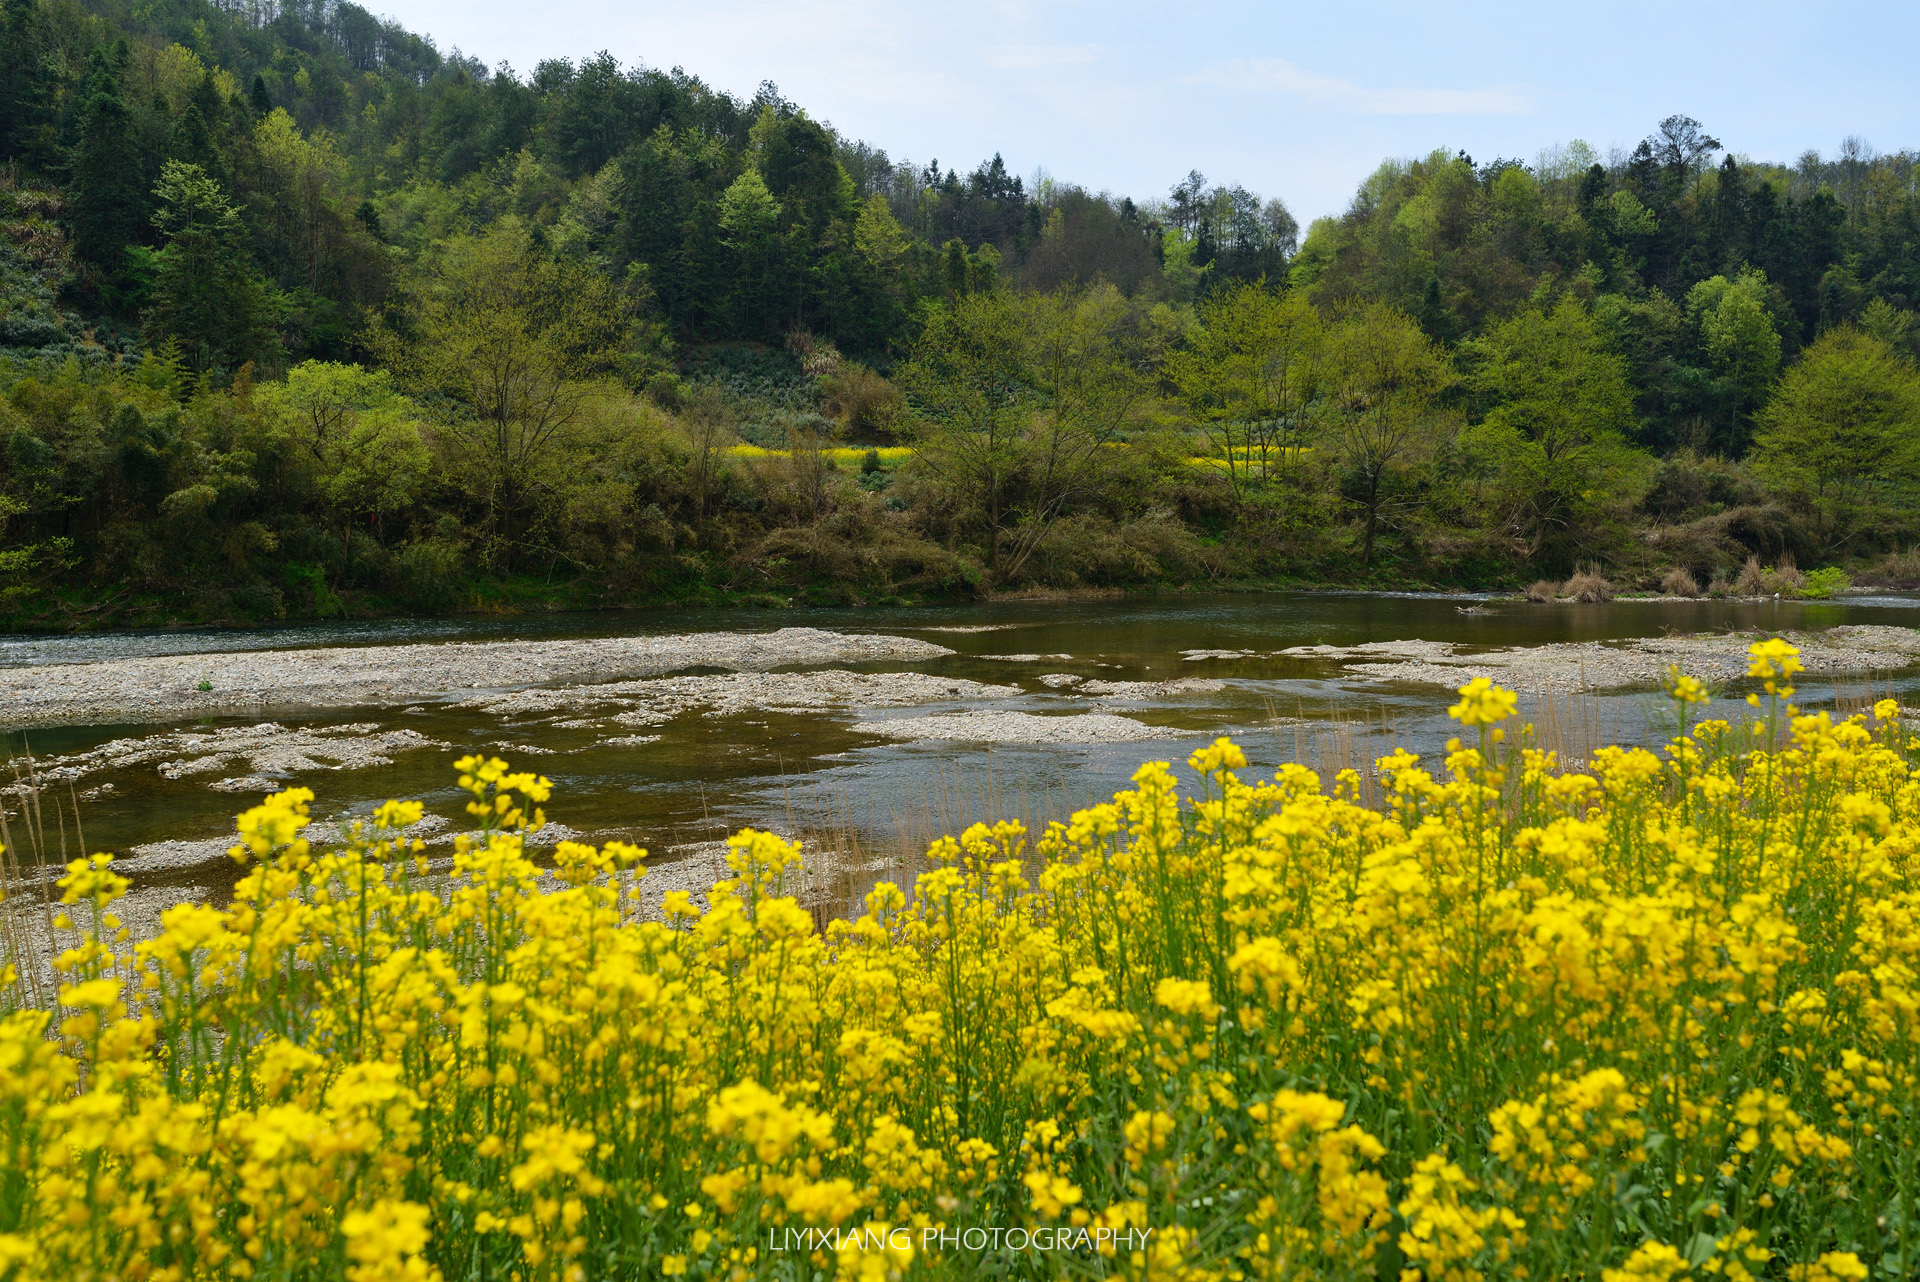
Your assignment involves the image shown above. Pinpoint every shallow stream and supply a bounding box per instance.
[6,591,1920,912]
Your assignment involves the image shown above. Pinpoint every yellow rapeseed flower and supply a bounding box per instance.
[1448,676,1519,726]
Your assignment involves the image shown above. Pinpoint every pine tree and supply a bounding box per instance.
[143,160,281,373]
[66,51,147,273]
[0,0,57,174]
[170,101,229,189]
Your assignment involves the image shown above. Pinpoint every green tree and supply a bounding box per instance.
[253,360,429,564]
[897,290,1029,577]
[66,52,146,273]
[377,221,634,567]
[1461,298,1650,565]
[1165,281,1322,503]
[142,160,281,373]
[1686,269,1782,449]
[0,0,58,175]
[1750,327,1920,541]
[901,287,1151,583]
[717,168,780,329]
[1859,298,1918,360]
[1000,284,1152,580]
[170,74,231,189]
[1320,303,1451,570]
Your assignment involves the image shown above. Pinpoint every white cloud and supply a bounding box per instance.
[1200,58,1531,116]
[983,43,1102,71]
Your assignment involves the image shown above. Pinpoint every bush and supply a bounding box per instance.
[1799,566,1851,599]
[1637,450,1765,524]
[390,537,466,610]
[1525,578,1556,602]
[818,362,905,438]
[7,661,1909,1281]
[1735,552,1808,597]
[1658,566,1701,597]
[1858,547,1920,589]
[1561,567,1612,602]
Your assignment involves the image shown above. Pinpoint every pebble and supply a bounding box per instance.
[861,710,1182,744]
[1313,625,1920,692]
[0,627,955,730]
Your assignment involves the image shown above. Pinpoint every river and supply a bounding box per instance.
[5,591,1920,915]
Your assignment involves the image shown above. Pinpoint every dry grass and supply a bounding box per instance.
[1659,567,1702,597]
[1858,547,1920,590]
[1525,579,1556,603]
[1562,568,1614,603]
[0,750,82,1009]
[1735,552,1805,597]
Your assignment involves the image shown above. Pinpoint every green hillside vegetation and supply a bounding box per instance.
[2,0,1918,626]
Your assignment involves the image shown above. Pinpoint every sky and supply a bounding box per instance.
[373,0,1920,222]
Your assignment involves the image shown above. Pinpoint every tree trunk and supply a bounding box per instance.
[1361,469,1381,570]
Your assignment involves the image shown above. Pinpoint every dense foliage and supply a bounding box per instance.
[4,649,1919,1279]
[1,0,1918,624]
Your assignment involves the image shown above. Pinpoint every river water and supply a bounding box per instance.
[5,592,1919,904]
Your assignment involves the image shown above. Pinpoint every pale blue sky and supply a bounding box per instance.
[376,0,1919,221]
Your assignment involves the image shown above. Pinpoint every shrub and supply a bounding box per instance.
[1658,566,1701,597]
[4,659,1909,1282]
[819,362,905,437]
[1561,567,1612,602]
[390,537,466,610]
[1525,579,1556,602]
[1735,553,1810,597]
[1799,566,1851,599]
[1858,547,1920,589]
[1770,550,1807,594]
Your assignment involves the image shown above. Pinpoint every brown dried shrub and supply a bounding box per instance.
[1735,553,1806,596]
[1660,567,1701,597]
[1562,568,1613,603]
[1858,547,1920,589]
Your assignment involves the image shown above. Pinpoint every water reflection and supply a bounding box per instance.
[5,592,1917,899]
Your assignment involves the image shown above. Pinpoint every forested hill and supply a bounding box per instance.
[2,0,1919,628]
[0,0,1296,363]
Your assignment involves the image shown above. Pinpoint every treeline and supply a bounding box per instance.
[1,0,1918,627]
[0,0,1288,365]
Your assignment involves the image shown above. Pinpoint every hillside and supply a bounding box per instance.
[2,0,1918,627]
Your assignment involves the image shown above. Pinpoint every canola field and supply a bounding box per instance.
[2,641,1915,1281]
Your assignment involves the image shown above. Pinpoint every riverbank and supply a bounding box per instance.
[10,561,1910,639]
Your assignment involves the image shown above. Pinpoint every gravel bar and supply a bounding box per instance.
[860,709,1182,744]
[0,627,952,730]
[1285,624,1920,693]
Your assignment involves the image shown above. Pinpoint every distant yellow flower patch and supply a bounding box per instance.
[723,445,913,464]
